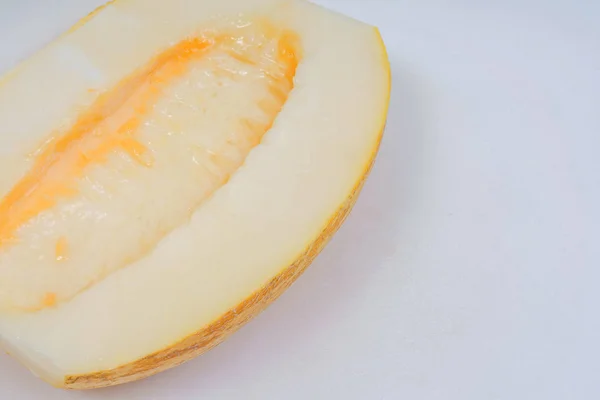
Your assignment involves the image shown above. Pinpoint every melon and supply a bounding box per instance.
[0,0,390,389]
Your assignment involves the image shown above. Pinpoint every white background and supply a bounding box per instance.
[0,0,599,398]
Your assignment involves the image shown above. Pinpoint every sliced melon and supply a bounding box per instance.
[0,0,390,389]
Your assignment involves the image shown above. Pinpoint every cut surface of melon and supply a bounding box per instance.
[0,0,390,389]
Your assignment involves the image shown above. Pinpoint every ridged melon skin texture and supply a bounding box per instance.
[0,0,390,389]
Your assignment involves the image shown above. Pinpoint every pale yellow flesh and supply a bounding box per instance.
[0,0,390,389]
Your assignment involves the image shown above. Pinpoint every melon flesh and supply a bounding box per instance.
[0,0,390,389]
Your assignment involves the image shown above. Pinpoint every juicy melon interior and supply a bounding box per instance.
[0,0,390,388]
[0,21,301,311]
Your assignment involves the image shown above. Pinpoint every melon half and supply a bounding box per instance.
[0,0,390,389]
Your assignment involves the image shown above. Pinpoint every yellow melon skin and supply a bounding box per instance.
[0,0,390,389]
